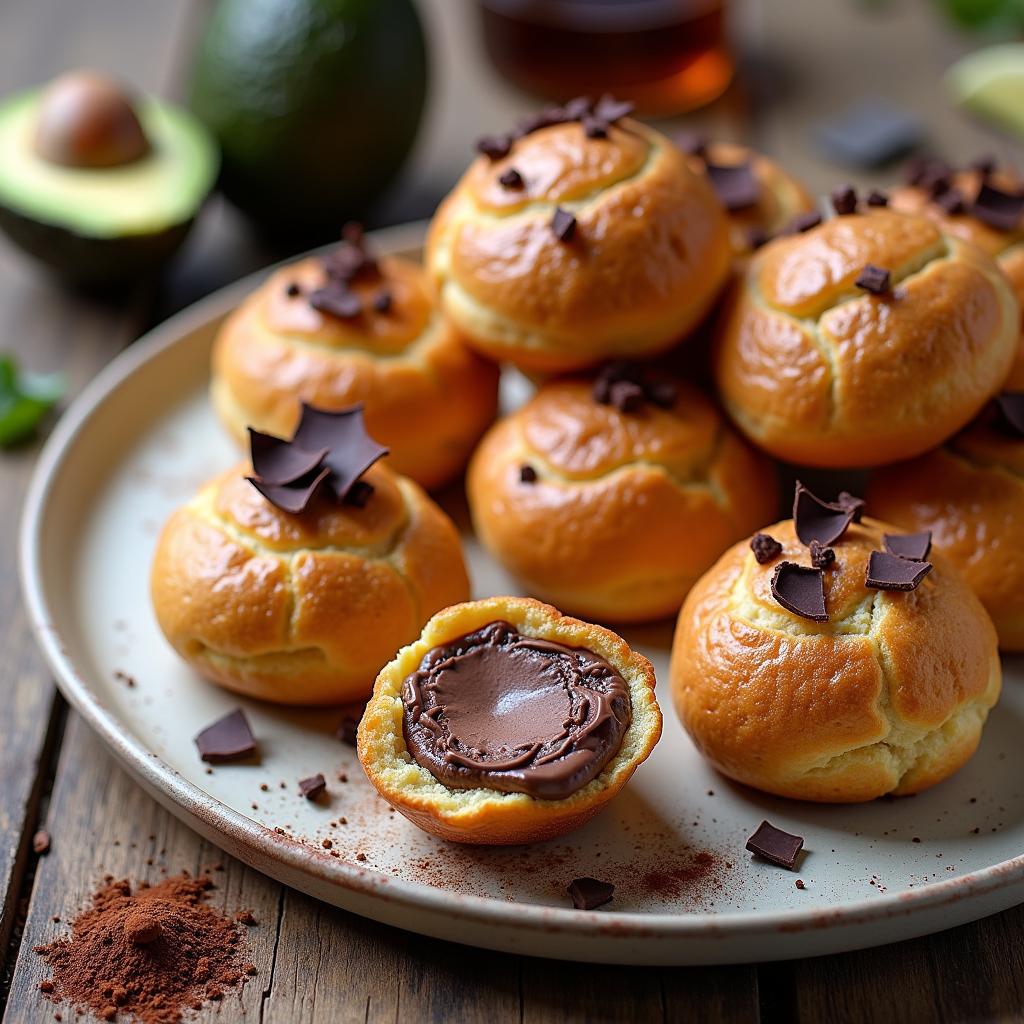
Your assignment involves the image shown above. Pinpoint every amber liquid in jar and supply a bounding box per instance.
[478,0,733,116]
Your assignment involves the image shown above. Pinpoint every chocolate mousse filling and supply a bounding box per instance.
[401,622,631,801]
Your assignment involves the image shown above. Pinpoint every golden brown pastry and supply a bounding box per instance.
[467,366,779,622]
[425,98,732,373]
[151,407,469,705]
[868,396,1024,651]
[676,134,816,254]
[211,230,499,490]
[358,596,662,844]
[671,485,1000,802]
[889,160,1024,388]
[713,205,1020,467]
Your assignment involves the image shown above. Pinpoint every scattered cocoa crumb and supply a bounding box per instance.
[235,910,257,926]
[322,839,333,850]
[259,784,268,792]
[355,853,367,862]
[912,837,922,843]
[113,670,136,688]
[33,831,51,855]
[795,879,805,890]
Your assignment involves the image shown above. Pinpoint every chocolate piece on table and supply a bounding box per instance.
[476,133,512,160]
[519,464,538,484]
[883,530,932,561]
[865,550,933,591]
[771,562,828,622]
[865,189,889,207]
[995,392,1024,437]
[674,130,707,158]
[814,99,922,168]
[831,184,858,215]
[310,286,362,319]
[970,181,1024,232]
[837,491,866,522]
[551,206,577,241]
[809,539,836,569]
[298,773,327,800]
[248,428,327,486]
[793,481,856,546]
[567,877,615,911]
[195,708,257,763]
[706,161,760,211]
[786,211,822,234]
[498,167,524,190]
[372,289,393,314]
[750,533,782,565]
[855,263,891,295]
[746,820,804,870]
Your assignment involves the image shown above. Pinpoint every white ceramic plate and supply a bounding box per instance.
[20,223,1024,965]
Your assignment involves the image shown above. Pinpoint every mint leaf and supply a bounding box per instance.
[0,354,66,447]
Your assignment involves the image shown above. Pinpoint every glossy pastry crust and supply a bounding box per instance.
[211,255,500,490]
[467,376,779,622]
[426,119,732,372]
[889,168,1024,389]
[868,412,1024,650]
[670,518,1000,802]
[713,207,1020,466]
[150,462,470,705]
[358,596,662,844]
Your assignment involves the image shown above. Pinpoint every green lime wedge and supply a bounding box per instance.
[947,43,1024,137]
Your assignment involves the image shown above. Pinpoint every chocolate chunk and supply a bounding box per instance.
[855,263,891,295]
[286,282,301,297]
[935,186,965,215]
[582,115,609,139]
[567,877,615,911]
[609,379,644,413]
[746,821,804,870]
[746,227,770,250]
[336,712,360,746]
[499,167,524,190]
[519,464,538,484]
[814,99,922,168]
[706,161,760,211]
[194,709,257,764]
[771,562,827,621]
[793,482,856,546]
[372,290,392,314]
[298,774,327,800]
[970,181,1024,232]
[865,189,889,207]
[786,211,822,234]
[476,133,512,160]
[883,530,932,561]
[865,550,933,591]
[32,830,51,855]
[248,428,327,486]
[837,491,866,523]
[831,184,858,215]
[809,540,836,569]
[675,131,707,157]
[593,95,634,124]
[750,533,782,565]
[995,392,1024,437]
[322,228,377,283]
[309,286,361,319]
[551,207,576,241]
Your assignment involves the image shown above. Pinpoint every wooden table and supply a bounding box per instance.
[2,1,1022,1020]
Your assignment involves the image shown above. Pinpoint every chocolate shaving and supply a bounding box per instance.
[248,429,327,486]
[970,181,1024,232]
[883,531,932,561]
[310,286,361,319]
[609,380,644,413]
[706,161,760,211]
[582,115,608,139]
[746,821,804,870]
[519,464,538,484]
[562,96,593,120]
[770,562,827,621]
[551,207,577,241]
[298,774,326,800]
[593,95,634,124]
[786,211,822,234]
[837,491,865,523]
[865,189,889,207]
[248,468,331,515]
[567,877,615,911]
[865,550,933,591]
[592,362,677,413]
[499,167,524,190]
[995,391,1024,437]
[750,533,782,565]
[194,709,257,764]
[372,290,393,314]
[476,134,512,160]
[809,540,835,569]
[855,263,891,295]
[935,186,965,215]
[831,184,858,215]
[675,131,707,157]
[746,227,770,250]
[793,482,856,546]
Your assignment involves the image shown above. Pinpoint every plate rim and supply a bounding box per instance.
[18,221,1024,952]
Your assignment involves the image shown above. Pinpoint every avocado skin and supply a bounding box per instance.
[188,0,428,239]
[0,203,195,288]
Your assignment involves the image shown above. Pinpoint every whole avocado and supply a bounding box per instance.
[188,0,428,238]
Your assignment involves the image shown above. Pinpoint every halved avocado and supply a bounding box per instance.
[0,76,218,287]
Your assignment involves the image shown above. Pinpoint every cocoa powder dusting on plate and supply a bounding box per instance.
[33,873,255,1023]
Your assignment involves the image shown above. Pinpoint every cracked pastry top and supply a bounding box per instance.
[425,113,732,373]
[712,206,1020,467]
[466,370,779,622]
[670,514,1000,802]
[150,454,469,706]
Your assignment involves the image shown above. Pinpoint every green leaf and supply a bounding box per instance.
[0,354,66,447]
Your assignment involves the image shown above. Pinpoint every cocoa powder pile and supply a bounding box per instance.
[34,872,256,1023]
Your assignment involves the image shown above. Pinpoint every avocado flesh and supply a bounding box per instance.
[0,89,217,284]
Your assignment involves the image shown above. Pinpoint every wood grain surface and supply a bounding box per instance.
[1,1,1022,1022]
